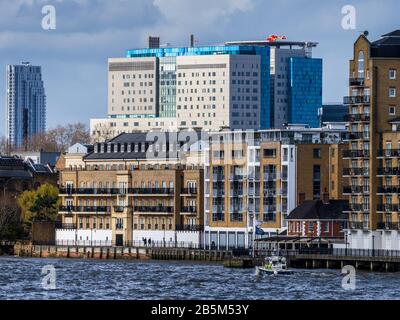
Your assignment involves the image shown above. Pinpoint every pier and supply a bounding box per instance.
[256,248,400,272]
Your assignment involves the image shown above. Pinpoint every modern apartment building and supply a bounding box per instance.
[226,39,322,128]
[204,126,347,250]
[91,45,270,141]
[56,132,204,246]
[344,30,400,250]
[6,63,46,147]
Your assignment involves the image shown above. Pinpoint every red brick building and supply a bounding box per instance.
[287,200,349,238]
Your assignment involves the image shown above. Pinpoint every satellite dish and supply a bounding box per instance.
[363,31,369,37]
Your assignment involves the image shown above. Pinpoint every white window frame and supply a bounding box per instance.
[389,69,397,80]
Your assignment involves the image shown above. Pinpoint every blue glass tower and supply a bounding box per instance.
[288,58,322,128]
[6,64,46,147]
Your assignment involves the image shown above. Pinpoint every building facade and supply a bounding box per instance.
[91,37,324,141]
[91,45,270,140]
[6,63,46,147]
[226,40,322,129]
[57,132,204,247]
[204,126,347,249]
[287,199,349,238]
[344,30,400,250]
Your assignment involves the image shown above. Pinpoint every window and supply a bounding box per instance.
[357,51,364,78]
[263,149,276,158]
[313,148,321,159]
[389,87,396,98]
[389,106,396,116]
[389,69,397,80]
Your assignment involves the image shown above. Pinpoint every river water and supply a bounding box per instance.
[0,257,399,300]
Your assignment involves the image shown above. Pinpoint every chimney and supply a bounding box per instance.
[298,192,306,205]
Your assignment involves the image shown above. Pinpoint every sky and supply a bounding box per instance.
[0,0,399,136]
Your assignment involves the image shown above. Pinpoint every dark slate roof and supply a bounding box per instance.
[288,200,349,221]
[371,30,400,58]
[382,30,400,37]
[388,117,400,123]
[85,132,201,161]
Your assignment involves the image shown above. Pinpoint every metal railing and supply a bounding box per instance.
[342,150,370,158]
[180,206,197,214]
[134,206,174,213]
[59,206,111,213]
[345,114,370,122]
[377,222,400,230]
[255,248,400,259]
[349,78,365,87]
[343,95,370,105]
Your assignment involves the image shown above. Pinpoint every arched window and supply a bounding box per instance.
[358,51,364,78]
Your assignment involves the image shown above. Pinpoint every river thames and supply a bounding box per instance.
[0,257,399,300]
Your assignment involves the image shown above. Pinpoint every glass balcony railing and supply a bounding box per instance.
[343,95,370,105]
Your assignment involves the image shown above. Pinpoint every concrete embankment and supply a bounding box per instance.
[13,243,233,262]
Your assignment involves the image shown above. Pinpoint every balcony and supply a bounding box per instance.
[343,150,370,159]
[212,206,225,213]
[263,173,277,181]
[263,189,277,197]
[230,174,245,181]
[377,167,400,176]
[230,190,244,197]
[55,222,77,229]
[345,114,370,123]
[343,186,369,194]
[349,78,365,87]
[212,190,225,197]
[230,206,244,213]
[377,186,400,194]
[128,188,174,195]
[212,174,225,181]
[377,222,400,230]
[344,203,369,212]
[134,206,174,214]
[349,222,369,230]
[248,173,261,181]
[377,149,400,158]
[59,188,120,195]
[343,168,369,177]
[181,188,197,196]
[343,95,370,105]
[180,206,197,214]
[263,206,277,213]
[175,225,204,232]
[377,204,399,213]
[344,132,370,141]
[59,206,111,214]
[113,206,126,213]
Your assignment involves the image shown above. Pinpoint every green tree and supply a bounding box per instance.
[18,184,60,223]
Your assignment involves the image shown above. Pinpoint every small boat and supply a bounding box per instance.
[256,256,293,275]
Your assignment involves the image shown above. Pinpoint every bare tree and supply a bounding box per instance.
[16,122,91,152]
[0,136,10,156]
